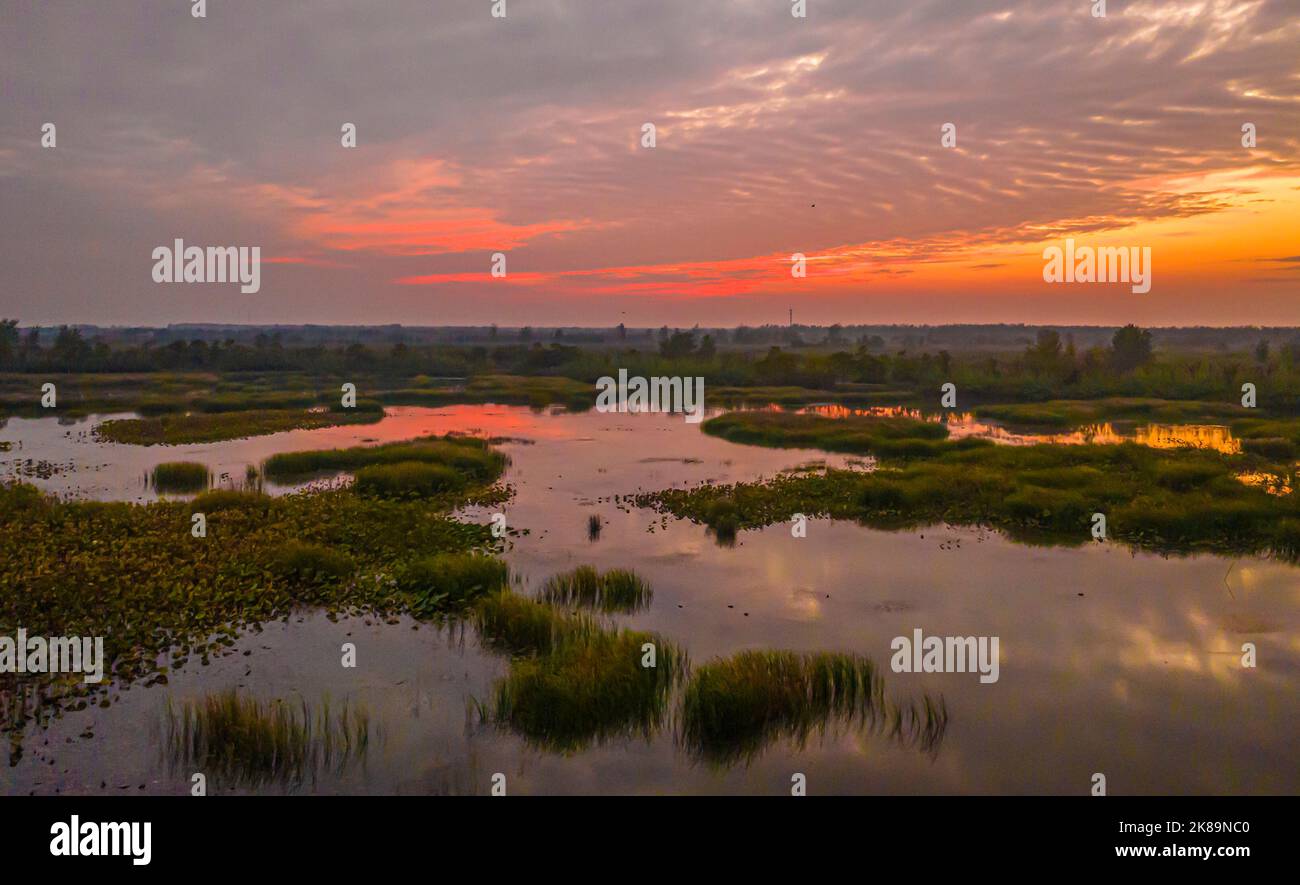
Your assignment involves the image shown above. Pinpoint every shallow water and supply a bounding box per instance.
[1,405,1297,794]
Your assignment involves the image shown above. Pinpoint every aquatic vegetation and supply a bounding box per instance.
[0,372,216,416]
[381,374,593,410]
[1240,437,1297,460]
[0,454,505,743]
[681,650,948,765]
[539,565,652,613]
[163,690,371,789]
[95,406,382,445]
[974,398,1241,429]
[474,590,597,655]
[262,435,505,484]
[267,541,357,584]
[396,553,509,617]
[457,374,592,410]
[190,488,272,513]
[477,590,683,752]
[151,461,210,492]
[491,626,682,753]
[702,410,979,460]
[639,436,1300,558]
[353,461,464,497]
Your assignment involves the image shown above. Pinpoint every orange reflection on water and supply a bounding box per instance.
[1133,424,1242,454]
[787,404,1246,454]
[1236,471,1294,496]
[801,404,926,420]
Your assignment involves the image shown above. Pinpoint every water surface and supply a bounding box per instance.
[1,405,1296,794]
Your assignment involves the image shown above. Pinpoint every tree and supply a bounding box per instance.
[0,319,18,366]
[659,330,697,359]
[698,334,716,359]
[52,325,91,368]
[1109,324,1153,372]
[1255,338,1270,363]
[1025,329,1063,374]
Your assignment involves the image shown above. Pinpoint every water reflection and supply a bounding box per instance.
[162,690,374,790]
[1,404,1298,794]
[790,403,1244,454]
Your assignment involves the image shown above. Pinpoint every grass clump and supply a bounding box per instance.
[974,398,1241,429]
[681,650,947,765]
[474,590,595,655]
[476,591,683,752]
[539,565,652,613]
[491,627,682,752]
[96,407,382,445]
[263,435,505,484]
[353,462,462,497]
[152,461,210,493]
[267,541,356,584]
[164,690,370,789]
[395,553,508,617]
[702,410,983,460]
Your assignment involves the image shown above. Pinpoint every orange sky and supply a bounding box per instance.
[2,1,1297,326]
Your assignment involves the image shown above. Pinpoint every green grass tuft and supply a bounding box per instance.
[539,565,653,613]
[164,690,371,788]
[395,553,509,617]
[152,461,210,492]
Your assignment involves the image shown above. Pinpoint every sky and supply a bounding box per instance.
[1,0,1297,328]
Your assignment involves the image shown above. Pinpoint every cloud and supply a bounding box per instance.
[1,0,1297,324]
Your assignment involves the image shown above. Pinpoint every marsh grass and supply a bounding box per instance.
[353,461,463,497]
[539,565,652,613]
[189,488,271,513]
[975,398,1242,428]
[396,553,509,617]
[0,468,505,748]
[151,461,209,493]
[262,435,506,485]
[267,541,357,584]
[476,590,684,752]
[645,412,1300,558]
[163,690,371,789]
[97,407,382,445]
[474,589,597,655]
[703,410,978,460]
[491,628,683,752]
[681,650,948,765]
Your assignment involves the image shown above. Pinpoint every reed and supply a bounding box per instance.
[163,690,371,789]
[539,565,652,613]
